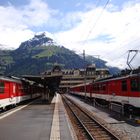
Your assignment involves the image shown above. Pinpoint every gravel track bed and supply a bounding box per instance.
[66,94,140,140]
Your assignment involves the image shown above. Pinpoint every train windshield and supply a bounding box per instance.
[0,81,5,94]
[130,78,140,92]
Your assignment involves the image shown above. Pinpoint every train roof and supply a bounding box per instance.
[70,82,92,88]
[0,76,22,83]
[95,73,140,83]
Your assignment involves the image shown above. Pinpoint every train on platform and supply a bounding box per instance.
[0,76,41,110]
[70,72,140,115]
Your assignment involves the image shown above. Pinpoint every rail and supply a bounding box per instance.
[62,95,120,140]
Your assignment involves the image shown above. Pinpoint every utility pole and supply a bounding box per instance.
[83,50,86,100]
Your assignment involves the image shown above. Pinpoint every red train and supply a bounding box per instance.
[0,76,41,110]
[70,73,140,115]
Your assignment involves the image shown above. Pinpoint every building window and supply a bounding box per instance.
[131,78,140,92]
[122,80,127,91]
[0,81,5,94]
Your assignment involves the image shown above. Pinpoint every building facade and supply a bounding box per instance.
[59,64,111,90]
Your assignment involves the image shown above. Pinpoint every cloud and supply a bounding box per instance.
[21,0,58,27]
[0,0,57,49]
[54,1,140,69]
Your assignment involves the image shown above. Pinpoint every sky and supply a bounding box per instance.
[0,0,140,69]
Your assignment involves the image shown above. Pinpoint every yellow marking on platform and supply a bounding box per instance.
[50,93,60,140]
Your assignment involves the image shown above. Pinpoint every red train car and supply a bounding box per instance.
[70,73,140,115]
[71,82,93,98]
[0,76,41,110]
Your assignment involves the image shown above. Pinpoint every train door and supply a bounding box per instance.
[15,83,20,103]
[89,83,94,98]
[0,80,13,109]
[0,80,6,108]
[129,77,140,107]
[108,80,113,101]
[89,83,93,98]
[109,80,119,102]
[0,80,6,98]
[9,82,16,104]
[120,78,130,106]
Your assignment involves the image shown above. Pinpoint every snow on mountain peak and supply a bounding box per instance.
[17,32,60,50]
[29,32,53,42]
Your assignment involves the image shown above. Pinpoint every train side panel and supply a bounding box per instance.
[0,77,42,109]
[92,82,109,100]
[0,80,9,108]
[70,74,140,109]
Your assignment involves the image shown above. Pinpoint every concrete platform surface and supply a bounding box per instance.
[0,95,74,140]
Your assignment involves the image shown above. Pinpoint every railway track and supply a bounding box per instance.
[62,95,120,140]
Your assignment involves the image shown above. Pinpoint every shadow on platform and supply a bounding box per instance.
[30,95,55,105]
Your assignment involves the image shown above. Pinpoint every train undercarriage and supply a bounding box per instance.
[71,93,140,118]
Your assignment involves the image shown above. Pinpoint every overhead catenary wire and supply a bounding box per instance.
[100,38,140,65]
[52,0,103,49]
[79,0,111,63]
[80,0,102,41]
[81,0,111,68]
[80,0,140,68]
[100,3,140,61]
[50,0,140,69]
[52,0,111,56]
[83,0,110,44]
[101,34,140,60]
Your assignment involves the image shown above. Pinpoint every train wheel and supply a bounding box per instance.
[1,106,6,112]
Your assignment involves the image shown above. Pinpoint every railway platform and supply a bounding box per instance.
[0,94,74,140]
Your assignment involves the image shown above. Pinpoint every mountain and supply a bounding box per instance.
[0,33,120,76]
[85,55,120,74]
[0,50,13,75]
[4,33,89,75]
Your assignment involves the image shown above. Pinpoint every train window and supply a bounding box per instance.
[80,86,84,92]
[0,81,5,94]
[122,80,127,91]
[102,84,106,91]
[97,85,100,91]
[131,79,140,92]
[93,85,97,91]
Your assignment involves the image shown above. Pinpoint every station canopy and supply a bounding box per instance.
[22,65,62,90]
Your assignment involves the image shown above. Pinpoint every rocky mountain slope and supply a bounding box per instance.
[0,33,120,76]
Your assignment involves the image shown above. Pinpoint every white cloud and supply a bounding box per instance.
[0,28,34,49]
[54,1,140,69]
[21,0,57,27]
[0,0,57,49]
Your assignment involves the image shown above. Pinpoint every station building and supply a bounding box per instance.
[59,64,111,91]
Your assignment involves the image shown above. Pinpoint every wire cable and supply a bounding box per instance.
[83,0,110,43]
